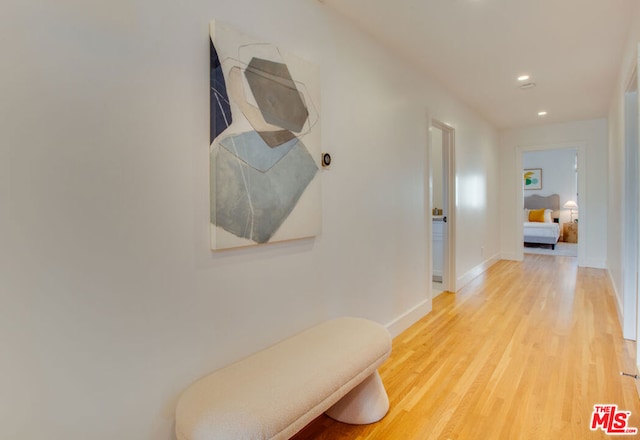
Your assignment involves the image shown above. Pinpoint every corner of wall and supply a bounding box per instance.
[385,299,432,338]
[455,253,501,292]
[607,268,624,331]
[580,257,607,270]
[500,252,524,262]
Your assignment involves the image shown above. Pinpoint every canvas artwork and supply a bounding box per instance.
[209,20,321,250]
[523,168,542,190]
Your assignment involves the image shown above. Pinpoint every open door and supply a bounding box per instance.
[430,120,455,295]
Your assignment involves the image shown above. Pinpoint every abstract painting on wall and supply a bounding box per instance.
[209,20,321,250]
[523,168,542,190]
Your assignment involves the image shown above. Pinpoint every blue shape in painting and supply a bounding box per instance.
[219,131,300,172]
[210,39,232,144]
[212,140,318,244]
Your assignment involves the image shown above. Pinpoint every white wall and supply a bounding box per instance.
[499,119,608,268]
[607,3,640,328]
[0,1,499,439]
[455,121,501,287]
[522,148,578,225]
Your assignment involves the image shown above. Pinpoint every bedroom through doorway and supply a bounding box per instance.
[520,146,583,260]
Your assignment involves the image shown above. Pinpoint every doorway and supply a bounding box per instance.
[430,120,455,296]
[516,143,586,265]
[522,148,578,258]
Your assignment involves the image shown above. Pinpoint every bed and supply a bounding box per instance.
[524,194,561,250]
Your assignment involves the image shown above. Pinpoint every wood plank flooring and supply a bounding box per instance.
[292,254,640,439]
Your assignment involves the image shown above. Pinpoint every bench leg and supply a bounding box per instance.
[325,370,389,424]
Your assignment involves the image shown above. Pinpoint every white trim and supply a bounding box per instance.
[500,252,523,262]
[430,119,456,293]
[581,257,606,269]
[425,112,434,305]
[456,254,500,291]
[384,299,432,338]
[515,142,587,266]
[622,63,639,341]
[630,54,640,398]
[608,268,625,329]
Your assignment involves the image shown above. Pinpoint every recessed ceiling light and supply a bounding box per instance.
[538,111,547,116]
[517,75,530,81]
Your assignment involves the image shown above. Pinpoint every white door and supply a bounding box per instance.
[430,120,455,294]
[431,125,445,288]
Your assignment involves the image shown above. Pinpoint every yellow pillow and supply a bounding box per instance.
[528,208,546,222]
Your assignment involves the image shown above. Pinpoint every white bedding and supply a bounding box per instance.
[523,196,561,246]
[523,222,560,239]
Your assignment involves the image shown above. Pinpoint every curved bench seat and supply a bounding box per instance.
[175,317,392,440]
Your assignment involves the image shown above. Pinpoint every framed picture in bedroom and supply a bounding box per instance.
[523,168,542,190]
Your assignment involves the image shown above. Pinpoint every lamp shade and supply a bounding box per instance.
[563,200,578,210]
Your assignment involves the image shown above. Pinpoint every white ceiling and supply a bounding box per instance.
[322,0,636,129]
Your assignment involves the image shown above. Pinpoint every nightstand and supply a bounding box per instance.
[563,222,578,243]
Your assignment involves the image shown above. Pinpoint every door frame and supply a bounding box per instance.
[515,142,586,266]
[623,63,639,342]
[428,118,456,294]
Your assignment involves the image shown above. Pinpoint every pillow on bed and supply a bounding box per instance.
[544,209,552,223]
[528,208,546,222]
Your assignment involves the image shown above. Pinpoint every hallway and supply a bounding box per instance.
[294,255,640,439]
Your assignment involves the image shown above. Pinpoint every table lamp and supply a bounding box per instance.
[563,200,578,222]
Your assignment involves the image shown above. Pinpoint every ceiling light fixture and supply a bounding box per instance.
[517,75,530,81]
[519,82,536,90]
[538,111,547,116]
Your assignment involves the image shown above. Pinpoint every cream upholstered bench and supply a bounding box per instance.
[175,317,392,440]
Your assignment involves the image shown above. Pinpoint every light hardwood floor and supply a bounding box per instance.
[293,254,640,439]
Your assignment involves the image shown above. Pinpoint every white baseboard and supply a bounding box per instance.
[385,298,432,338]
[606,268,624,334]
[579,257,606,269]
[385,254,500,338]
[500,252,523,262]
[456,254,501,291]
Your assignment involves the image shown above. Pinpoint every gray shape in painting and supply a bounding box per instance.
[257,129,297,148]
[219,131,300,172]
[244,57,309,133]
[211,140,318,244]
